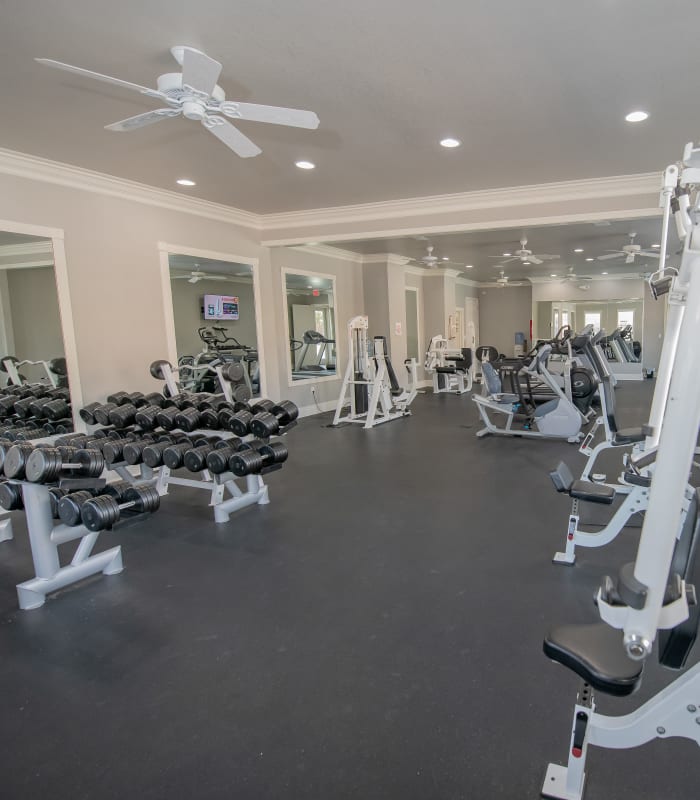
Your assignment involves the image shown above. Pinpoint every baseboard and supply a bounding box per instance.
[297,398,338,418]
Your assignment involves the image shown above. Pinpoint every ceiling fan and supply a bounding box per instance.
[171,269,240,284]
[493,268,526,288]
[557,266,593,283]
[490,237,560,265]
[597,232,659,264]
[36,46,320,158]
[408,245,464,269]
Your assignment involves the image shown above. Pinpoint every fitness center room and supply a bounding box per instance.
[0,3,698,799]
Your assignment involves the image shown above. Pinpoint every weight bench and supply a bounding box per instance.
[542,489,700,799]
[550,461,615,505]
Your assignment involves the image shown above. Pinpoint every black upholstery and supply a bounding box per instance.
[544,623,643,697]
[613,427,646,445]
[569,480,616,505]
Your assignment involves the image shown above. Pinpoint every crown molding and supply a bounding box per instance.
[0,241,53,258]
[528,273,644,284]
[361,253,413,267]
[260,172,660,234]
[0,147,261,231]
[0,259,54,270]
[290,243,362,263]
[456,276,479,287]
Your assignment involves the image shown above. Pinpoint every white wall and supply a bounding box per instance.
[4,266,64,363]
[478,284,533,355]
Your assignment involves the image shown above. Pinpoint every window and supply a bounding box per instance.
[584,312,601,333]
[617,310,634,335]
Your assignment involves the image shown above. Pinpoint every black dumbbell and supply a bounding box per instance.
[102,434,152,465]
[27,396,56,420]
[182,438,229,472]
[0,479,23,510]
[105,391,131,406]
[12,427,42,442]
[108,403,138,429]
[230,441,288,477]
[79,402,102,424]
[49,486,68,518]
[133,405,161,430]
[155,406,181,431]
[249,400,299,438]
[43,398,72,421]
[92,403,119,427]
[173,407,203,433]
[162,441,195,469]
[57,489,96,526]
[54,419,75,435]
[122,434,180,466]
[81,485,160,532]
[25,446,105,483]
[3,442,38,478]
[222,409,253,436]
[204,438,244,474]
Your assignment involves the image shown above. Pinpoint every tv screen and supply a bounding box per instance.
[203,294,239,320]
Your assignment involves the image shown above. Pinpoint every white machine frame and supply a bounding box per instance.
[2,357,61,388]
[543,144,700,799]
[333,316,418,429]
[424,335,473,395]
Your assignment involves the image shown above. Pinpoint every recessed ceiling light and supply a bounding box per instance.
[652,243,660,248]
[585,257,594,262]
[306,241,319,246]
[295,160,315,170]
[574,248,584,253]
[465,265,473,269]
[550,274,557,278]
[602,271,608,275]
[442,256,449,261]
[176,178,196,186]
[440,137,461,148]
[503,252,511,257]
[625,110,649,123]
[523,261,531,265]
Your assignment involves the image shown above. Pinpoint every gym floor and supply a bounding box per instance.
[0,381,698,800]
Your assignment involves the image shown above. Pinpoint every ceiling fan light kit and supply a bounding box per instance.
[36,46,320,159]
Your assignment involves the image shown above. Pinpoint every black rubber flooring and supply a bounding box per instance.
[0,380,698,800]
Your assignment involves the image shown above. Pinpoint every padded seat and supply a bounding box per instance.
[569,480,616,505]
[544,623,643,697]
[612,427,645,446]
[436,366,458,374]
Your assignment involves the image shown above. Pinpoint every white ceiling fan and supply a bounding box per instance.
[36,46,320,158]
[490,237,560,266]
[557,266,593,283]
[597,232,659,264]
[493,268,526,288]
[171,268,241,284]
[409,245,463,269]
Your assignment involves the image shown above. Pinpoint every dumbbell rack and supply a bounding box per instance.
[98,430,271,524]
[7,480,122,610]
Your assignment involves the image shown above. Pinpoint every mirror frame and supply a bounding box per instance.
[158,242,267,399]
[0,218,84,429]
[404,285,422,365]
[281,266,339,388]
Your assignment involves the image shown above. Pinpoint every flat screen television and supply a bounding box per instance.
[203,294,239,320]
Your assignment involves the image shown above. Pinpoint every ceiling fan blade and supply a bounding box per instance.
[35,58,160,97]
[625,254,635,264]
[188,276,199,283]
[638,250,661,258]
[222,102,320,129]
[597,252,622,261]
[105,108,181,131]
[182,48,222,97]
[204,117,262,158]
[528,256,543,265]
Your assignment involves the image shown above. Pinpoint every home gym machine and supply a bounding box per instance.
[293,330,336,377]
[1,355,68,389]
[332,316,418,429]
[424,335,473,394]
[541,144,700,800]
[473,342,596,442]
[151,357,249,403]
[197,326,259,394]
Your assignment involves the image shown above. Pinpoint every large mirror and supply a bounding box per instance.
[0,230,73,433]
[283,270,337,382]
[168,254,260,399]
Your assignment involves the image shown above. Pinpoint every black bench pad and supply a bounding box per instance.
[570,480,616,505]
[613,427,645,445]
[544,623,643,697]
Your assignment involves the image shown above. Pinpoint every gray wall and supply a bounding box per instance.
[6,266,64,362]
[170,277,257,360]
[478,284,533,355]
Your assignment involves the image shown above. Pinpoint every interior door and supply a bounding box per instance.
[291,304,316,369]
[464,298,479,350]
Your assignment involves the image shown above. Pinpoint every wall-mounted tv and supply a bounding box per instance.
[203,294,239,320]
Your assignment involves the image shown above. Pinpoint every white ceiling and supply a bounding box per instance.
[333,216,669,282]
[1,0,698,213]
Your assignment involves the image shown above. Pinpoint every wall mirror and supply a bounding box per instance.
[283,269,337,383]
[168,253,261,399]
[0,229,73,431]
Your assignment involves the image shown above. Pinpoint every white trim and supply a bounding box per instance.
[281,266,340,388]
[0,148,260,230]
[297,398,337,418]
[262,172,660,231]
[261,208,662,247]
[0,241,53,258]
[0,260,54,270]
[157,242,267,398]
[0,218,83,423]
[361,253,412,266]
[404,285,422,366]
[290,243,363,263]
